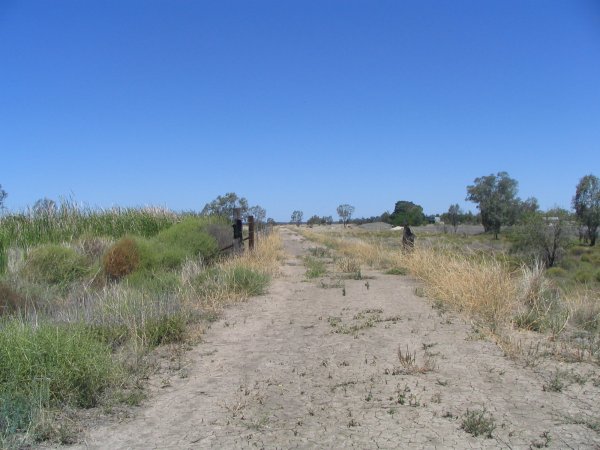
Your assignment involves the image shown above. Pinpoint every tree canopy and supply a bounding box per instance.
[0,184,7,210]
[336,204,355,228]
[573,174,600,246]
[466,172,518,238]
[390,201,426,226]
[201,192,248,220]
[291,210,303,226]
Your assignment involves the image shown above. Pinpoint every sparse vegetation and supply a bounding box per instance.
[461,408,496,438]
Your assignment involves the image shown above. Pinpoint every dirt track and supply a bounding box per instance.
[71,227,600,449]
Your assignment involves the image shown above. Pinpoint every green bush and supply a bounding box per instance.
[574,269,594,283]
[0,320,119,437]
[581,252,600,265]
[23,245,88,284]
[558,257,577,270]
[153,218,218,261]
[204,223,233,252]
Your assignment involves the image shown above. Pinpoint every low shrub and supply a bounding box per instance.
[574,269,594,283]
[103,237,141,279]
[581,252,600,265]
[23,245,88,285]
[336,257,361,273]
[153,218,218,262]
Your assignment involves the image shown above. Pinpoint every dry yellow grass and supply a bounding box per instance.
[301,228,516,329]
[402,247,516,329]
[182,231,284,311]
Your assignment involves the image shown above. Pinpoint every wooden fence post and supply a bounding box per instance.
[248,215,255,251]
[233,208,243,253]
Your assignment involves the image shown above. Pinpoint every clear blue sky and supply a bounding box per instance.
[1,1,599,221]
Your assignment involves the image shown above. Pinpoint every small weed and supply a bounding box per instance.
[319,279,344,289]
[530,431,552,448]
[543,370,565,392]
[461,408,496,438]
[564,414,600,432]
[308,247,331,258]
[395,346,436,374]
[328,309,383,337]
[385,267,407,276]
[330,380,356,393]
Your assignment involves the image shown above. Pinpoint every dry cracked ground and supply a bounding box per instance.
[66,227,600,449]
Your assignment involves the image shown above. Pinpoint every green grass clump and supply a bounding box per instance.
[23,245,88,285]
[385,267,408,275]
[304,256,326,279]
[0,320,119,438]
[461,408,496,438]
[143,313,187,348]
[194,265,270,299]
[125,270,180,294]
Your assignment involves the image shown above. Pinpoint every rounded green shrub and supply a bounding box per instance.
[103,237,141,279]
[581,252,600,265]
[24,245,88,284]
[153,218,218,262]
[574,269,594,283]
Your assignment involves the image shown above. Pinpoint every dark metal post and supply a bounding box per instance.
[248,215,255,251]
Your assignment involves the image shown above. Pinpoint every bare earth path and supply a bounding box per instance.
[72,227,600,449]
